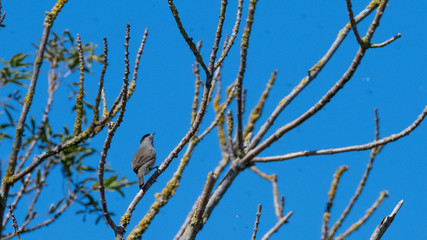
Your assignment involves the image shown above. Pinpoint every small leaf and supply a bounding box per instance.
[35,169,41,185]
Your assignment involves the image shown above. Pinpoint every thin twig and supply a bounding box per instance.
[226,110,235,157]
[369,200,403,240]
[191,42,203,125]
[2,179,29,228]
[73,34,85,135]
[16,56,58,173]
[328,109,384,238]
[252,105,427,163]
[251,204,262,240]
[128,28,149,98]
[167,0,209,75]
[214,0,244,69]
[370,33,401,48]
[243,70,277,139]
[250,167,282,220]
[20,161,53,231]
[98,124,120,232]
[93,38,108,123]
[374,108,380,141]
[346,0,364,46]
[198,83,236,140]
[0,0,6,28]
[260,211,293,240]
[235,0,259,154]
[322,166,348,240]
[247,2,380,151]
[179,172,217,240]
[7,205,22,240]
[208,0,228,73]
[2,191,77,240]
[335,191,388,240]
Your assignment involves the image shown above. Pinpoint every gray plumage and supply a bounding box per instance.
[132,133,156,188]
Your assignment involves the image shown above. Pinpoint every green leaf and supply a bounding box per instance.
[4,108,14,126]
[35,169,41,185]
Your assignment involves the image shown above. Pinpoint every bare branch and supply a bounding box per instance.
[20,161,53,231]
[2,178,29,228]
[0,0,5,28]
[16,55,58,174]
[251,204,262,240]
[260,211,293,240]
[101,87,108,119]
[7,205,21,240]
[214,0,244,69]
[93,38,108,123]
[374,108,380,141]
[322,166,348,240]
[369,200,404,240]
[335,191,388,240]
[98,124,120,233]
[250,167,282,220]
[328,109,384,238]
[226,110,235,157]
[73,34,85,135]
[252,105,427,163]
[191,42,203,125]
[346,0,365,46]
[128,28,149,97]
[179,172,217,240]
[167,0,209,75]
[243,70,277,139]
[236,0,259,155]
[199,82,236,140]
[208,0,228,73]
[370,33,401,48]
[247,2,380,150]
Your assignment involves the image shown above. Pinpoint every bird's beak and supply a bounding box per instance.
[151,133,156,136]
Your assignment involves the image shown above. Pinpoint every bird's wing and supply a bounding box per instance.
[132,148,156,173]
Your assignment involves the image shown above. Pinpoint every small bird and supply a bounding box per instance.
[132,133,156,188]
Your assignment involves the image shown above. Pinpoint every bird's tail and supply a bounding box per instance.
[137,168,145,188]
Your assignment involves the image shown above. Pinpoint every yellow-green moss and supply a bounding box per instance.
[24,90,35,105]
[309,60,323,74]
[366,0,381,9]
[323,212,330,222]
[120,214,131,225]
[44,0,69,26]
[2,175,14,184]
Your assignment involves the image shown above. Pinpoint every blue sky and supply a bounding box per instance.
[1,0,426,239]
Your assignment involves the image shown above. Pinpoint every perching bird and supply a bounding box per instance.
[132,133,156,188]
